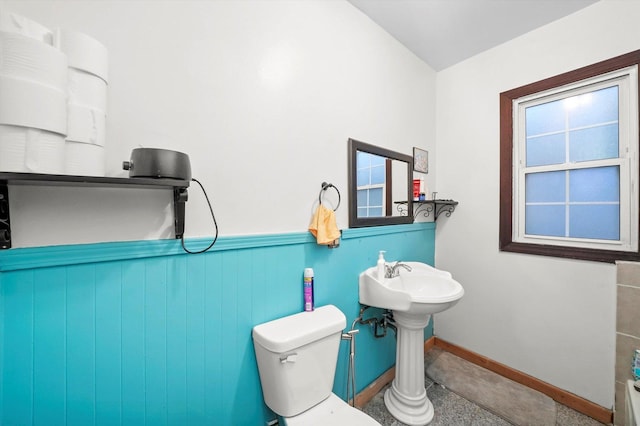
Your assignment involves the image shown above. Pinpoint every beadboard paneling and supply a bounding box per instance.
[1,223,436,425]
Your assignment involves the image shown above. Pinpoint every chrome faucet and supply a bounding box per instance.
[385,261,412,278]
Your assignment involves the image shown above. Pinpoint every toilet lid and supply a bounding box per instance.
[284,393,380,426]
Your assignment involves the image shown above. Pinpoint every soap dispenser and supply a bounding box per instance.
[377,251,386,280]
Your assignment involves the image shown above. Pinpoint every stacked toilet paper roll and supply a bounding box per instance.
[0,10,110,176]
[55,28,108,176]
[0,13,67,173]
[0,10,53,43]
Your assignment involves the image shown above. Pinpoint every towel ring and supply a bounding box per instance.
[319,182,341,211]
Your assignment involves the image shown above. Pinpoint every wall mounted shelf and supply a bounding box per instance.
[394,199,458,221]
[0,172,190,249]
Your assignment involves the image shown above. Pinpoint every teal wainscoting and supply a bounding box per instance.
[0,222,435,425]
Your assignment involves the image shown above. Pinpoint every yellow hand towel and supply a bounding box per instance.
[309,204,341,245]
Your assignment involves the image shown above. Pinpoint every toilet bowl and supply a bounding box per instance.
[285,393,377,425]
[252,305,380,426]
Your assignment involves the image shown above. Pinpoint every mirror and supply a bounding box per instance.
[348,138,414,228]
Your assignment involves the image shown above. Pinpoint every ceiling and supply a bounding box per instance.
[347,0,599,71]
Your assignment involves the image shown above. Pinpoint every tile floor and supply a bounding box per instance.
[362,375,607,426]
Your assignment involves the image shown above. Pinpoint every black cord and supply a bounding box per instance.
[181,177,219,254]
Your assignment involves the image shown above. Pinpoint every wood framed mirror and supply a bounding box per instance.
[348,138,414,228]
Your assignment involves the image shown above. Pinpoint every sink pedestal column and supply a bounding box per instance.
[384,311,434,426]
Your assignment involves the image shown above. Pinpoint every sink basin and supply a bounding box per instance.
[359,261,464,315]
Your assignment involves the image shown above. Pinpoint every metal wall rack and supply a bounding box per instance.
[394,199,458,221]
[0,172,190,249]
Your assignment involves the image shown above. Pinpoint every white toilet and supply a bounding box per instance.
[252,304,381,425]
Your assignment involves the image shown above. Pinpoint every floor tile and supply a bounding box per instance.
[555,404,605,426]
[363,371,607,426]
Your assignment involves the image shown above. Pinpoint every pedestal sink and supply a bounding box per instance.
[359,261,464,425]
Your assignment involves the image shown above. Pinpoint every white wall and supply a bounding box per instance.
[434,0,640,408]
[1,0,436,247]
[5,0,627,410]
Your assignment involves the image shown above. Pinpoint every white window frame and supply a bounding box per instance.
[511,66,639,253]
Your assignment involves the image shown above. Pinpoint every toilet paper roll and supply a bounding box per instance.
[0,124,65,173]
[0,75,67,134]
[0,31,67,89]
[64,140,105,176]
[68,68,107,111]
[67,103,106,146]
[54,28,108,83]
[0,11,53,44]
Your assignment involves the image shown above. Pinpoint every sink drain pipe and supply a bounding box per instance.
[357,305,397,338]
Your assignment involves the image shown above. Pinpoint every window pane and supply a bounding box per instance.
[371,165,385,185]
[526,133,565,166]
[525,100,565,136]
[568,86,618,128]
[369,188,383,206]
[569,124,618,162]
[526,171,566,203]
[357,189,367,207]
[569,166,619,202]
[525,205,566,237]
[357,207,367,217]
[368,207,383,217]
[357,151,371,167]
[569,204,620,240]
[370,154,386,167]
[357,169,369,186]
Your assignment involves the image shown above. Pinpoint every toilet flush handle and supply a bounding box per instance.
[279,353,298,364]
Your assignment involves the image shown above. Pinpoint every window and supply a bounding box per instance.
[500,51,640,263]
[356,151,386,217]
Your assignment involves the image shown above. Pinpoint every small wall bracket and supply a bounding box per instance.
[174,187,188,239]
[0,180,10,249]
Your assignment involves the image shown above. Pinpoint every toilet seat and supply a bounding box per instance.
[283,393,380,426]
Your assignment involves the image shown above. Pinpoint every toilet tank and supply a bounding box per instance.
[252,305,347,417]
